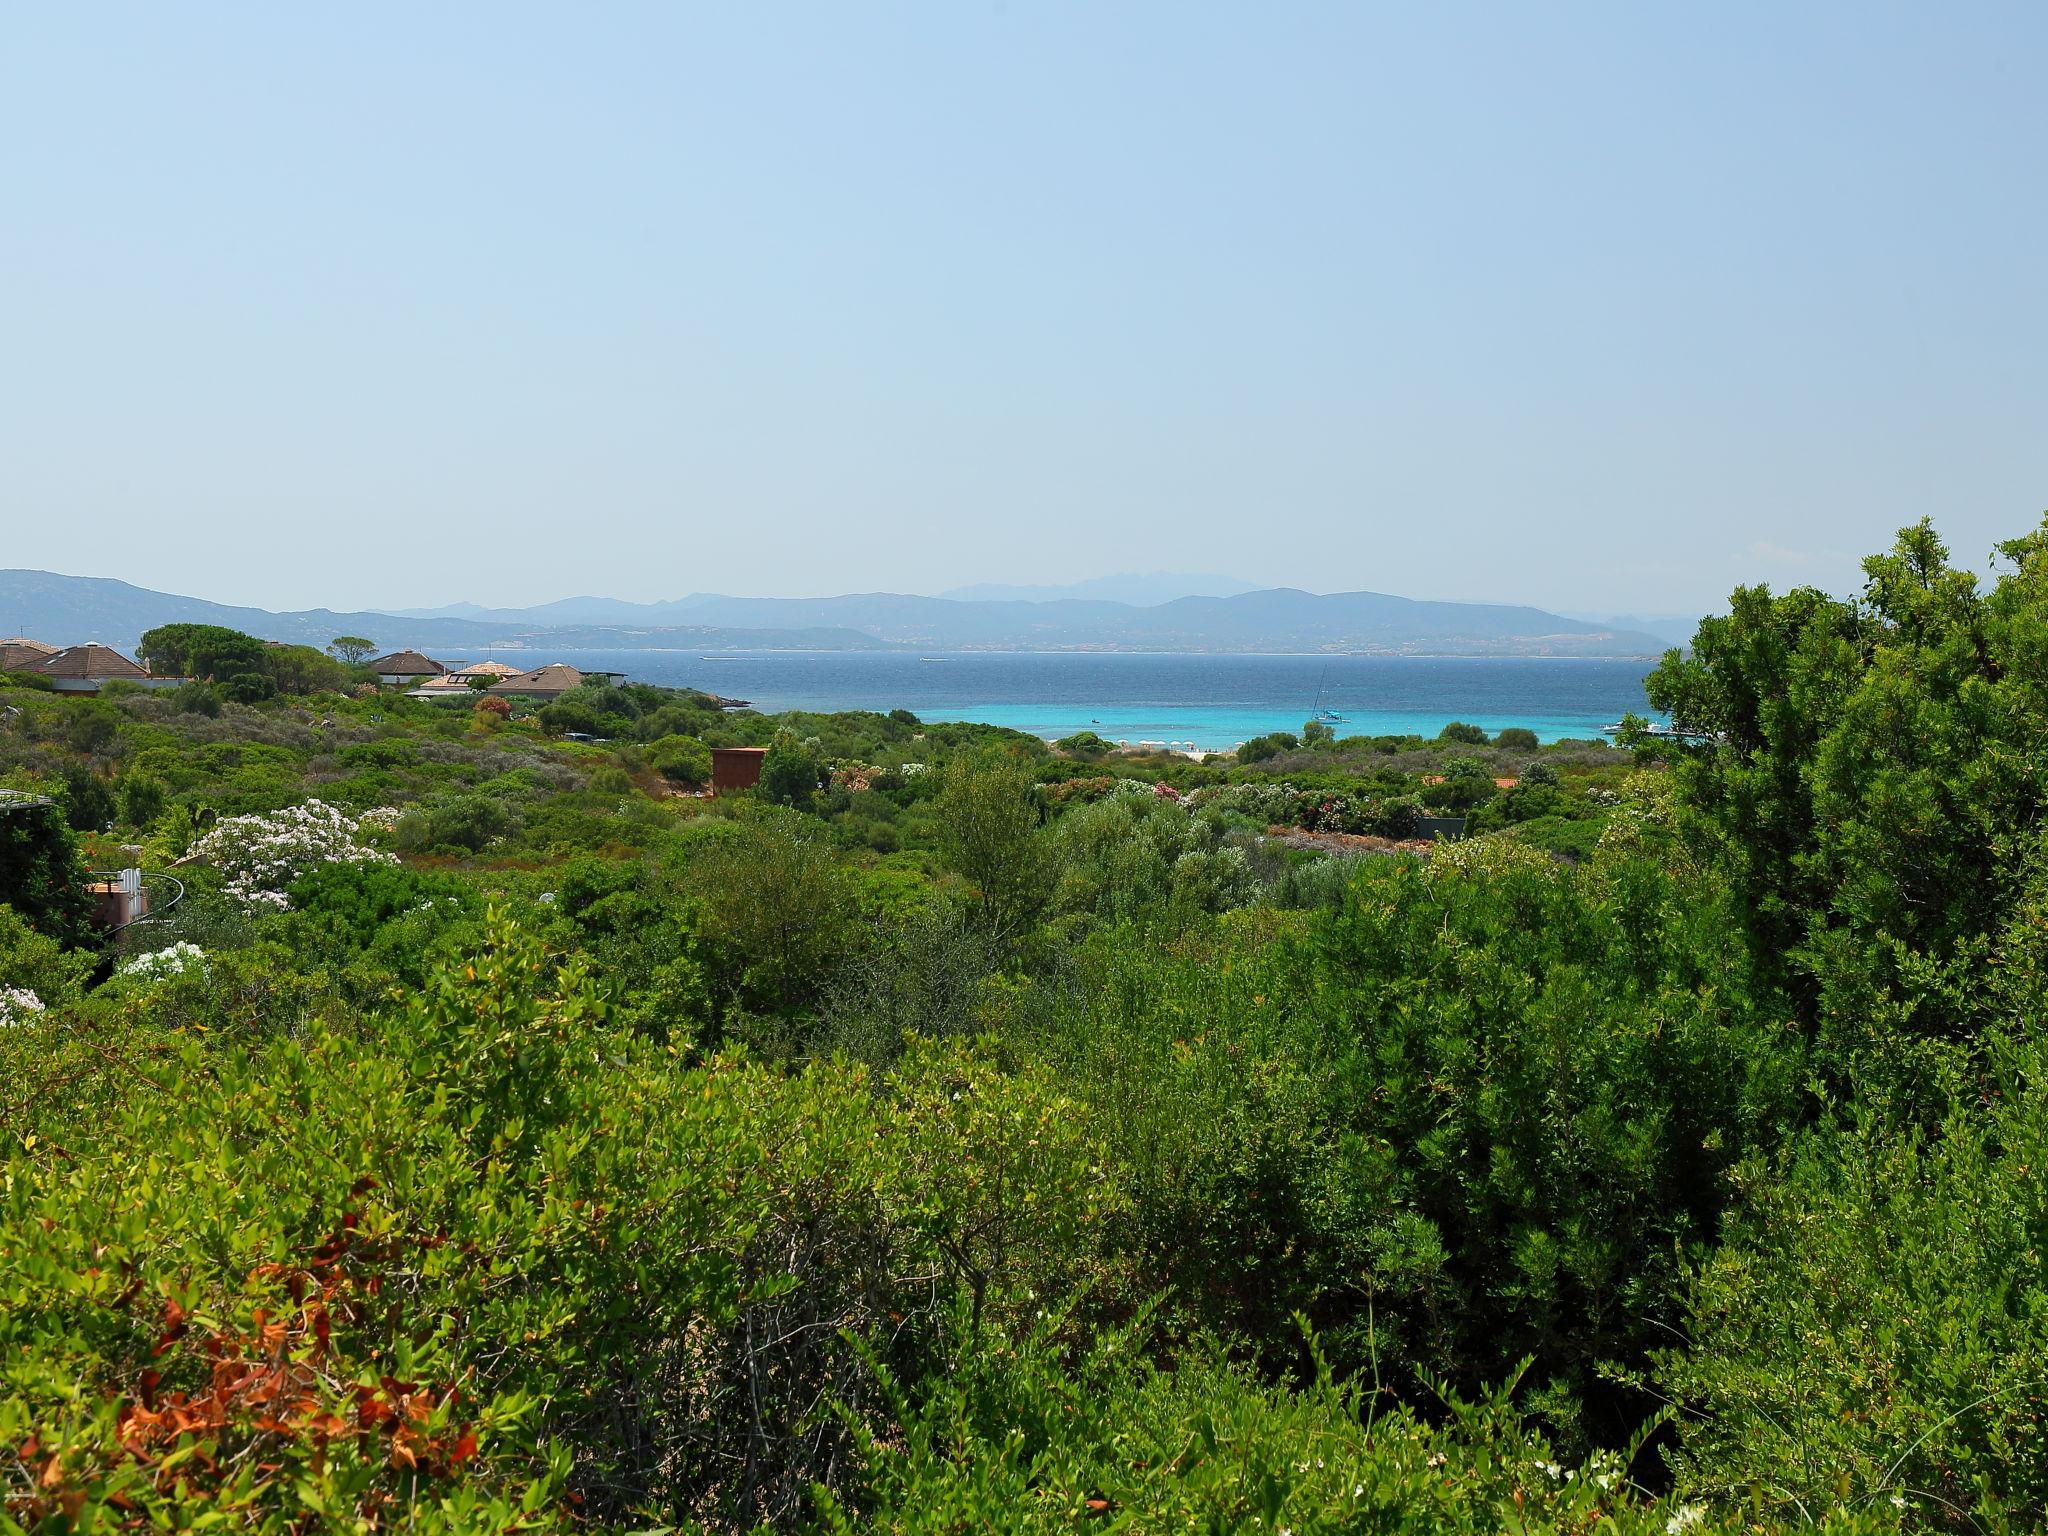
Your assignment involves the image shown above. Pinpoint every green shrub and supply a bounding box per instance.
[1020,842,1801,1450]
[1503,813,1607,860]
[0,916,1126,1529]
[827,1316,1865,1536]
[222,671,278,704]
[688,811,858,1014]
[57,761,116,832]
[761,728,823,807]
[394,792,521,853]
[0,902,96,1004]
[646,732,713,785]
[0,796,94,944]
[167,680,222,716]
[1376,793,1423,839]
[116,770,168,829]
[63,702,122,754]
[1660,1032,2048,1526]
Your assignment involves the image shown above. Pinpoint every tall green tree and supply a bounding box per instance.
[1648,516,2048,1080]
[260,643,349,695]
[136,623,267,680]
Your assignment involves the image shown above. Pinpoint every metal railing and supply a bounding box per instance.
[84,869,187,933]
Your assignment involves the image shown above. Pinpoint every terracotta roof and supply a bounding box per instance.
[488,663,586,695]
[33,643,149,680]
[367,650,446,675]
[450,660,522,678]
[0,638,58,671]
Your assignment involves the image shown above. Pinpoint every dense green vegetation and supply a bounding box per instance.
[3,518,2043,1531]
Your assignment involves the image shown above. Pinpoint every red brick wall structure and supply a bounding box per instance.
[710,746,768,794]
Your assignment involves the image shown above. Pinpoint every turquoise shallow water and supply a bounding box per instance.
[498,650,1661,750]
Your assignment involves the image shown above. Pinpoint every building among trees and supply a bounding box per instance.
[30,643,176,693]
[710,745,768,794]
[366,650,447,685]
[487,663,622,700]
[0,637,56,672]
[408,659,525,699]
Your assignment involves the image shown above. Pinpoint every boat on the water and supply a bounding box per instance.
[1601,720,1717,741]
[1309,665,1344,724]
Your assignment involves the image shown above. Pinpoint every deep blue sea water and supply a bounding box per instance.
[498,650,1659,750]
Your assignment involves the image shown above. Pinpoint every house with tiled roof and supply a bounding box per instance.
[484,664,624,700]
[407,659,526,699]
[0,637,57,673]
[366,650,447,685]
[32,643,177,694]
[487,663,595,700]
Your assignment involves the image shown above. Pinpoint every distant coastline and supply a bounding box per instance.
[527,649,1662,747]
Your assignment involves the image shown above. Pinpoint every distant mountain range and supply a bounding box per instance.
[1,569,1676,660]
[0,572,890,657]
[393,571,1268,621]
[937,572,1263,605]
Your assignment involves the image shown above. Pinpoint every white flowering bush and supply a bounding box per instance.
[190,799,397,911]
[1186,782,1298,825]
[0,986,45,1026]
[1424,832,1556,882]
[1595,771,1681,860]
[117,941,207,983]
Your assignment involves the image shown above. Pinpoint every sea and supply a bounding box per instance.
[489,650,1661,751]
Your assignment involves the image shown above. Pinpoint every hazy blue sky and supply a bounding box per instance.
[5,3,2043,614]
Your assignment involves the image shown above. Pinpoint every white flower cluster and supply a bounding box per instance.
[117,941,207,983]
[0,986,45,1026]
[1595,772,1679,859]
[191,799,396,910]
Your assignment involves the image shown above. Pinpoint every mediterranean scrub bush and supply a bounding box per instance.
[1658,1031,2048,1526]
[1015,838,1801,1451]
[0,796,94,944]
[0,915,1118,1529]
